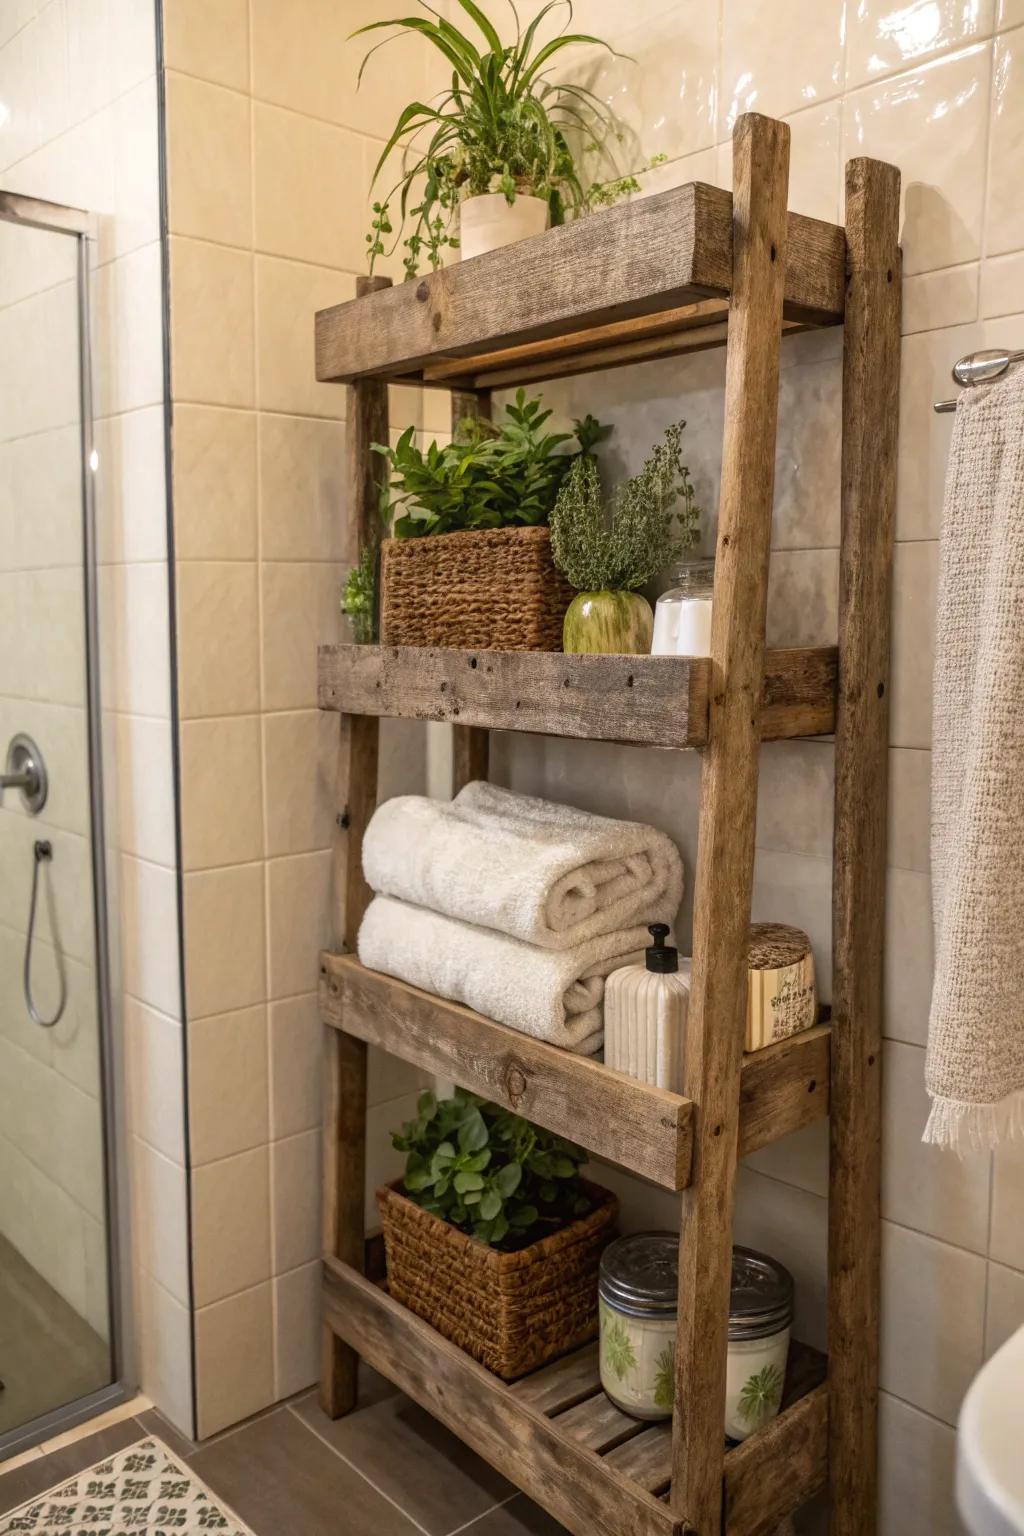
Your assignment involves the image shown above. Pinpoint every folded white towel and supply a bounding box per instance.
[362,781,683,950]
[358,895,652,1054]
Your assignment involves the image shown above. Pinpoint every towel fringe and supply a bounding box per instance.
[923,1089,1024,1152]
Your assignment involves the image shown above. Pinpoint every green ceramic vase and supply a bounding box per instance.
[562,591,654,655]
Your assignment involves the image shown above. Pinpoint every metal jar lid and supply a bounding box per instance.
[729,1246,794,1340]
[599,1232,678,1318]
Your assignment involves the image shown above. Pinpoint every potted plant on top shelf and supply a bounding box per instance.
[352,0,660,274]
[381,1087,617,1380]
[371,389,608,651]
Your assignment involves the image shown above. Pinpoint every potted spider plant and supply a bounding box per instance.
[382,1088,617,1380]
[550,421,703,655]
[353,0,657,276]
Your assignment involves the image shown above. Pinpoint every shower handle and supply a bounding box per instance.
[1,733,48,814]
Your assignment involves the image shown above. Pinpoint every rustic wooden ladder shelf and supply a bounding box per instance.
[315,111,900,1536]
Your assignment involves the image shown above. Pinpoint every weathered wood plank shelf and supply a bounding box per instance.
[319,952,830,1191]
[318,643,838,747]
[323,1257,828,1536]
[314,181,846,389]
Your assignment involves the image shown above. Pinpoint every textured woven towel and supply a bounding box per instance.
[362,781,683,950]
[926,366,1024,1149]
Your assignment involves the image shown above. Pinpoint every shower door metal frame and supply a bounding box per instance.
[0,190,130,1458]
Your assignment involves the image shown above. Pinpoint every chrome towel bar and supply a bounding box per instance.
[934,348,1024,412]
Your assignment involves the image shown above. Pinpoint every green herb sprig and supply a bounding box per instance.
[393,1087,591,1248]
[549,420,702,592]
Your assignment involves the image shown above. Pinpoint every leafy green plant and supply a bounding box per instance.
[352,0,660,277]
[737,1362,785,1430]
[654,1344,675,1410]
[600,1309,637,1381]
[374,389,608,539]
[392,1086,591,1248]
[549,420,702,592]
[340,545,377,643]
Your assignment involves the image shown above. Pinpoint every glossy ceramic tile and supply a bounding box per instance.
[124,996,186,1164]
[0,424,82,573]
[180,714,265,870]
[110,75,163,260]
[254,255,354,418]
[755,740,834,860]
[902,263,980,334]
[842,44,993,276]
[733,1168,829,1349]
[268,993,321,1141]
[896,321,982,540]
[173,404,258,561]
[188,1005,270,1165]
[114,713,176,867]
[120,853,182,1020]
[980,249,1024,317]
[880,1220,987,1423]
[991,1135,1024,1270]
[260,561,346,712]
[170,236,255,407]
[92,243,165,417]
[253,103,367,272]
[883,866,934,1047]
[272,1261,320,1400]
[890,539,941,747]
[781,100,843,223]
[184,861,267,1020]
[192,1146,273,1307]
[985,1261,1024,1357]
[846,0,995,89]
[166,70,253,248]
[987,28,1024,255]
[175,560,260,719]
[93,405,168,566]
[134,1265,194,1439]
[887,746,931,873]
[262,708,337,857]
[162,0,250,91]
[270,1129,320,1274]
[130,1136,190,1307]
[195,1281,275,1438]
[100,560,172,718]
[720,0,844,130]
[265,849,333,1000]
[877,1393,959,1536]
[258,414,348,563]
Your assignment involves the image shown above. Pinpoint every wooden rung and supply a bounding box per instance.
[554,1392,649,1454]
[603,1423,673,1493]
[318,644,839,749]
[509,1345,601,1414]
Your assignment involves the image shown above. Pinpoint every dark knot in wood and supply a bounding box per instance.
[502,1061,529,1108]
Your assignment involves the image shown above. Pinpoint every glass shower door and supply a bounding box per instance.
[0,198,115,1445]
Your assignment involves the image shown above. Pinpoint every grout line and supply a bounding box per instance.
[444,1493,521,1536]
[284,1402,434,1536]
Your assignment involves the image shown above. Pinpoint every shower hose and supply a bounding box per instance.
[24,839,66,1028]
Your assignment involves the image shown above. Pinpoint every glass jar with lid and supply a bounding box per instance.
[651,558,715,657]
[725,1246,794,1441]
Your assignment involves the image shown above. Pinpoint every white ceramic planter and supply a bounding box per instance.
[458,193,550,261]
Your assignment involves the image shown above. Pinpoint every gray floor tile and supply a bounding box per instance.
[136,1407,199,1463]
[292,1387,513,1535]
[191,1405,424,1536]
[462,1493,568,1536]
[0,1419,146,1517]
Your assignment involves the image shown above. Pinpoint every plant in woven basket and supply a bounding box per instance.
[550,419,703,655]
[352,0,660,277]
[392,1087,591,1248]
[374,390,608,539]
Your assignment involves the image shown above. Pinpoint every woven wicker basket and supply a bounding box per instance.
[377,1178,618,1380]
[379,525,574,651]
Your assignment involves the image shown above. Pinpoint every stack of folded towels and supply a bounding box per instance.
[357,781,684,1056]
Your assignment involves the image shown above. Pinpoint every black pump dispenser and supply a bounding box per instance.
[645,923,679,974]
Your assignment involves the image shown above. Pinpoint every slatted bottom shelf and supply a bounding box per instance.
[324,1257,827,1536]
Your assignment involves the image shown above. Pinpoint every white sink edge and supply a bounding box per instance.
[958,1322,1024,1536]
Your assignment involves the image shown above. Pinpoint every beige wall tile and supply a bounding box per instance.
[999,0,1024,23]
[253,103,366,271]
[125,997,185,1163]
[180,714,264,869]
[902,264,980,335]
[580,8,718,165]
[94,406,168,566]
[884,866,934,1047]
[369,1047,429,1110]
[878,1393,958,1536]
[254,255,354,417]
[173,404,258,561]
[272,1260,319,1400]
[880,1220,986,1424]
[752,848,833,1000]
[882,1041,992,1251]
[0,567,86,708]
[115,713,176,867]
[987,29,1024,256]
[270,1129,319,1273]
[782,101,842,224]
[888,747,931,874]
[176,561,260,718]
[0,424,80,574]
[166,70,252,247]
[842,44,993,276]
[170,237,255,407]
[188,1004,269,1165]
[755,740,834,861]
[259,413,348,562]
[846,0,994,89]
[130,1137,190,1306]
[92,243,165,417]
[0,697,89,837]
[268,992,320,1140]
[195,1281,274,1437]
[184,861,266,1020]
[261,561,345,712]
[991,1136,1024,1270]
[742,1118,830,1198]
[262,708,336,857]
[986,1261,1024,1357]
[266,848,332,1000]
[192,1145,271,1307]
[980,250,1024,318]
[162,0,250,91]
[135,1266,194,1438]
[100,562,172,718]
[896,321,981,541]
[121,854,182,1020]
[766,549,839,648]
[111,77,163,261]
[890,540,940,748]
[720,0,844,130]
[733,1168,829,1349]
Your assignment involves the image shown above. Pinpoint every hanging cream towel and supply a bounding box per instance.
[362,781,683,951]
[358,895,649,1054]
[926,367,1024,1149]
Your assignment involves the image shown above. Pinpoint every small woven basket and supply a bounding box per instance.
[377,1178,618,1380]
[379,525,574,651]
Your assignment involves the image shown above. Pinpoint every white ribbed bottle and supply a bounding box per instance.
[604,924,691,1093]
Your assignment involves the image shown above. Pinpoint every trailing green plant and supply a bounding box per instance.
[340,544,377,643]
[374,389,608,538]
[392,1086,592,1248]
[549,420,702,591]
[352,0,661,277]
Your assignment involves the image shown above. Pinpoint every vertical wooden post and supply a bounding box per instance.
[321,274,390,1418]
[670,113,791,1536]
[829,158,901,1535]
[451,387,491,793]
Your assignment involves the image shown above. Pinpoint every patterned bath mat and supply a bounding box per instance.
[0,1437,256,1535]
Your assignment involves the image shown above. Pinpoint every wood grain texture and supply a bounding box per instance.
[350,274,391,557]
[723,1385,828,1536]
[315,184,845,386]
[319,953,695,1191]
[553,1393,647,1454]
[322,1259,684,1536]
[670,113,792,1535]
[828,157,901,1536]
[318,644,837,749]
[509,1344,600,1414]
[737,1024,831,1157]
[450,388,491,793]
